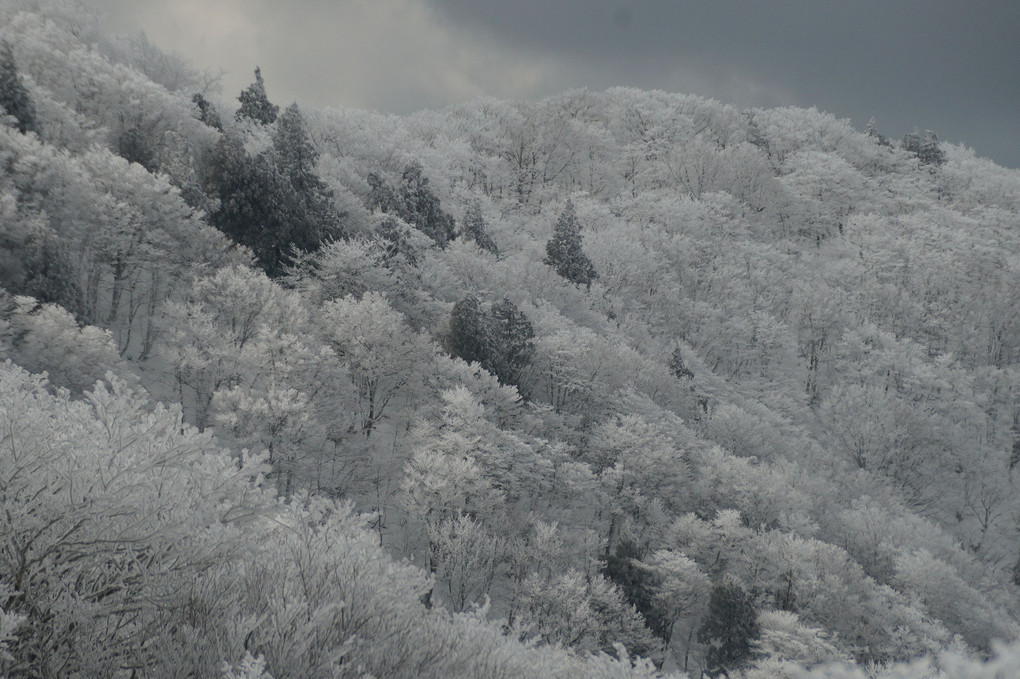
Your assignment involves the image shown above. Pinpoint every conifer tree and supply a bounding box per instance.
[235,66,278,125]
[669,346,693,381]
[399,161,457,247]
[272,102,341,250]
[446,296,535,389]
[192,92,222,130]
[697,581,760,675]
[462,200,498,254]
[864,116,890,147]
[0,41,37,134]
[544,200,597,288]
[918,129,946,166]
[486,297,535,388]
[447,296,489,366]
[367,173,400,214]
[205,135,297,274]
[902,128,945,166]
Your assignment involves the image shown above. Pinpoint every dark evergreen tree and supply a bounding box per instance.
[669,346,693,381]
[367,173,400,214]
[398,161,456,247]
[445,296,534,389]
[902,128,945,166]
[0,41,37,134]
[235,67,278,125]
[447,296,489,366]
[272,102,342,249]
[192,93,222,130]
[544,200,597,289]
[273,104,318,190]
[377,216,422,267]
[462,200,498,254]
[602,541,673,646]
[485,297,535,388]
[918,130,946,166]
[205,135,297,274]
[117,124,156,171]
[697,582,760,676]
[366,163,456,247]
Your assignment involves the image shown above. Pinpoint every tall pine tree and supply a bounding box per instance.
[697,581,760,675]
[399,161,456,247]
[0,40,37,134]
[462,200,498,254]
[544,200,597,288]
[486,297,534,388]
[235,67,278,125]
[272,102,342,250]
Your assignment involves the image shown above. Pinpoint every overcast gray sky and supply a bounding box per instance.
[98,0,1020,167]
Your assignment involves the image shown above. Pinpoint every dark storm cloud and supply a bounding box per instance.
[94,0,1019,167]
[424,0,1020,167]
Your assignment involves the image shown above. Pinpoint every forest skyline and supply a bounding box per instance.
[96,0,1020,168]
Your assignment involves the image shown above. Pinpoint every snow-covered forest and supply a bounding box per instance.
[2,1,1020,677]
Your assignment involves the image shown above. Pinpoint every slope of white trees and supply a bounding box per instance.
[1,1,1020,677]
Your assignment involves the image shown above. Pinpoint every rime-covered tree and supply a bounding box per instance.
[864,116,891,147]
[235,66,278,125]
[462,200,498,254]
[545,200,597,288]
[0,40,37,134]
[698,581,760,676]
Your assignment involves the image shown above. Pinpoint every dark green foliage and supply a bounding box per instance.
[447,296,488,366]
[446,296,535,389]
[366,162,457,247]
[902,129,945,166]
[0,41,37,135]
[544,200,597,288]
[697,582,759,676]
[0,227,79,316]
[669,346,693,381]
[367,172,400,214]
[486,297,535,388]
[378,217,423,266]
[117,124,156,171]
[462,201,498,254]
[602,541,673,645]
[206,105,341,274]
[235,66,278,125]
[273,104,318,190]
[206,135,292,273]
[399,161,457,247]
[272,103,342,245]
[192,93,222,130]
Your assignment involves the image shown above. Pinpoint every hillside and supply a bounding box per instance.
[1,1,1020,677]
